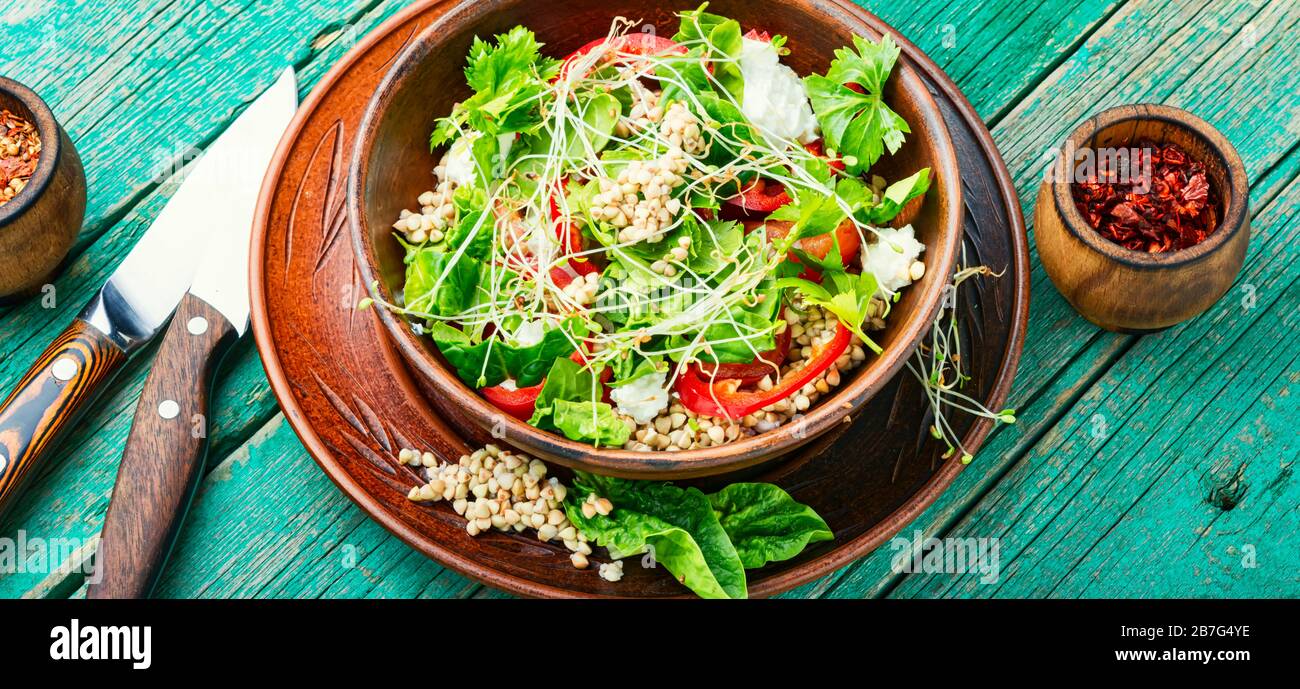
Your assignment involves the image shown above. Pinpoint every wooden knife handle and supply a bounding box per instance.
[0,319,127,513]
[87,294,238,599]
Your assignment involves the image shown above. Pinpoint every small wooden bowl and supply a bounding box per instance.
[1035,104,1249,332]
[350,0,963,478]
[0,77,85,305]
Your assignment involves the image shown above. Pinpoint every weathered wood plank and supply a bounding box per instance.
[874,0,1126,120]
[808,142,1300,598]
[0,0,417,596]
[152,415,480,598]
[813,0,1300,598]
[4,0,1296,599]
[0,0,1126,598]
[0,0,392,255]
[887,171,1300,598]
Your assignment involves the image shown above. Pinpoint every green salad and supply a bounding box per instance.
[383,4,932,450]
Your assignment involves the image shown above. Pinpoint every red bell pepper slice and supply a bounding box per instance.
[558,33,688,81]
[549,178,600,276]
[722,140,844,216]
[675,322,851,419]
[480,348,612,420]
[695,322,792,385]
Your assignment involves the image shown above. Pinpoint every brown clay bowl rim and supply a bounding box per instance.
[251,0,1029,597]
[348,0,964,479]
[1051,103,1248,270]
[0,76,61,229]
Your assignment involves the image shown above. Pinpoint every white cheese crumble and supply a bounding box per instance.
[440,134,477,187]
[738,38,820,144]
[609,369,670,424]
[511,319,546,348]
[441,132,513,187]
[861,224,926,297]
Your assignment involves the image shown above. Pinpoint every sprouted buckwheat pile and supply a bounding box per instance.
[369,5,938,450]
[401,442,835,597]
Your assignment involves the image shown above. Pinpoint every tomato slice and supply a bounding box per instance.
[764,218,861,267]
[722,139,843,217]
[696,322,792,385]
[558,34,688,80]
[743,29,773,42]
[676,322,851,419]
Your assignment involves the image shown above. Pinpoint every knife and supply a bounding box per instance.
[0,69,294,518]
[84,68,298,599]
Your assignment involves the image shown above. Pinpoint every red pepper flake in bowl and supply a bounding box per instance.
[0,109,42,208]
[1071,139,1219,253]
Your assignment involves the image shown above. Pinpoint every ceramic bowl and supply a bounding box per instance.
[349,0,962,478]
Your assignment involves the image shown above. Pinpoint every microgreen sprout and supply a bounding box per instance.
[907,253,1016,463]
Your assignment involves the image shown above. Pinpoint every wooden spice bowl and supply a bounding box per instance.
[0,77,85,305]
[349,0,963,479]
[1035,104,1249,332]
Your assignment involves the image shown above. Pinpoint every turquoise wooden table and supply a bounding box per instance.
[0,0,1295,599]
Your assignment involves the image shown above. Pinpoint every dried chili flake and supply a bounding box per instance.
[1071,139,1220,253]
[0,109,42,208]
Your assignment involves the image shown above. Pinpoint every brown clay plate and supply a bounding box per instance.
[250,0,1029,598]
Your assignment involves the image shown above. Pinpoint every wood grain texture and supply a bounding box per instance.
[252,0,1024,597]
[0,319,125,514]
[0,78,85,301]
[802,0,1300,597]
[88,293,237,599]
[1,0,1296,599]
[0,0,417,598]
[1035,104,1250,332]
[888,172,1300,598]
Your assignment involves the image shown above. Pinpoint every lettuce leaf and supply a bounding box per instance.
[708,483,834,569]
[563,474,835,598]
[862,168,931,225]
[403,247,483,318]
[567,504,732,598]
[769,175,871,242]
[441,185,493,258]
[550,400,631,447]
[670,4,745,100]
[567,472,747,599]
[428,319,585,388]
[775,252,881,353]
[528,358,629,447]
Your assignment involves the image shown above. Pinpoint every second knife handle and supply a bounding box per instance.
[87,293,237,599]
[0,319,127,514]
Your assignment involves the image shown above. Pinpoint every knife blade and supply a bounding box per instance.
[0,68,299,518]
[87,68,298,599]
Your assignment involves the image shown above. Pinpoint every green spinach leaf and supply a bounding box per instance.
[403,248,483,318]
[708,483,833,569]
[428,319,585,388]
[568,472,747,599]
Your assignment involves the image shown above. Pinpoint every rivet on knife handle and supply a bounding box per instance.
[0,319,128,514]
[87,293,238,599]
